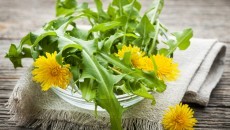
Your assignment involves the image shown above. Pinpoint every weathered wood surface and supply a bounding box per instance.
[0,0,230,129]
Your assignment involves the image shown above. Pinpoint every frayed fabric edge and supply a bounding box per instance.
[8,105,163,130]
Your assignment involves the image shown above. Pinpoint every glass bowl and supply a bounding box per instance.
[51,86,144,111]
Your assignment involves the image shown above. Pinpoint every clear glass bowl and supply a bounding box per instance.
[51,86,144,111]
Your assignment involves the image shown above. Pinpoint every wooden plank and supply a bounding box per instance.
[0,0,230,129]
[0,0,230,42]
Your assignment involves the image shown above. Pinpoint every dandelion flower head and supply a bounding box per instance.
[32,51,72,91]
[162,103,197,130]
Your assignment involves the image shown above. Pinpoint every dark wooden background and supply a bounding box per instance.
[0,0,230,129]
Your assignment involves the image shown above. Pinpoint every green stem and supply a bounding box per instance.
[110,112,122,130]
[148,19,160,55]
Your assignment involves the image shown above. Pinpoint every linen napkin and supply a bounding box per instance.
[7,38,226,130]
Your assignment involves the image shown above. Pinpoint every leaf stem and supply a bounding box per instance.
[148,19,160,55]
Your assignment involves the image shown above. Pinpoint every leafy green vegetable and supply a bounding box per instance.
[56,0,77,16]
[164,28,193,56]
[135,15,155,52]
[81,50,124,130]
[5,0,193,129]
[5,44,23,68]
[90,21,122,32]
[146,0,164,24]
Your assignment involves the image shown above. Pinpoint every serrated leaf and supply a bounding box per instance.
[123,0,140,20]
[30,31,57,59]
[94,0,109,19]
[56,43,82,65]
[5,44,22,68]
[44,17,71,31]
[136,15,155,49]
[68,27,89,40]
[122,0,140,43]
[99,53,166,91]
[103,32,123,53]
[90,21,122,32]
[70,36,97,55]
[21,47,32,58]
[115,84,131,94]
[132,83,153,99]
[81,50,124,130]
[56,0,77,16]
[39,36,59,53]
[20,32,37,46]
[146,0,164,24]
[33,31,57,47]
[173,28,193,50]
[166,28,193,56]
[112,0,130,16]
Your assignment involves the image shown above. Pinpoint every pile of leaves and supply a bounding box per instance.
[6,0,193,129]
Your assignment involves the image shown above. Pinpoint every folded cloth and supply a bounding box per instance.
[8,38,227,130]
[182,40,226,106]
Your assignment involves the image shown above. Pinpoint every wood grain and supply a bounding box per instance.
[0,0,230,129]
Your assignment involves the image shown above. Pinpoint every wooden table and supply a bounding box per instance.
[0,0,230,129]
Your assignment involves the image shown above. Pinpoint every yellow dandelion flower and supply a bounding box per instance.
[137,56,154,71]
[153,54,179,81]
[32,51,72,91]
[162,103,197,130]
[116,45,145,69]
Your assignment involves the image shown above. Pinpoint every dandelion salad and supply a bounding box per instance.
[5,0,196,129]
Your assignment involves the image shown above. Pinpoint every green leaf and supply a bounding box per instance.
[122,51,132,66]
[57,37,76,50]
[56,0,77,16]
[115,83,131,94]
[128,0,141,11]
[173,28,193,50]
[136,15,155,38]
[76,2,89,12]
[146,0,164,24]
[70,65,81,81]
[31,31,57,59]
[112,0,130,16]
[43,16,71,30]
[81,50,124,130]
[103,32,124,53]
[20,32,37,46]
[158,48,169,55]
[132,83,153,99]
[33,31,57,47]
[69,36,97,55]
[135,15,155,50]
[123,0,140,20]
[148,20,160,55]
[122,0,140,43]
[165,28,193,56]
[79,79,97,102]
[99,53,166,91]
[39,36,59,53]
[68,27,89,40]
[5,44,22,68]
[94,0,109,19]
[56,43,82,65]
[21,47,32,58]
[107,4,118,19]
[90,21,122,32]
